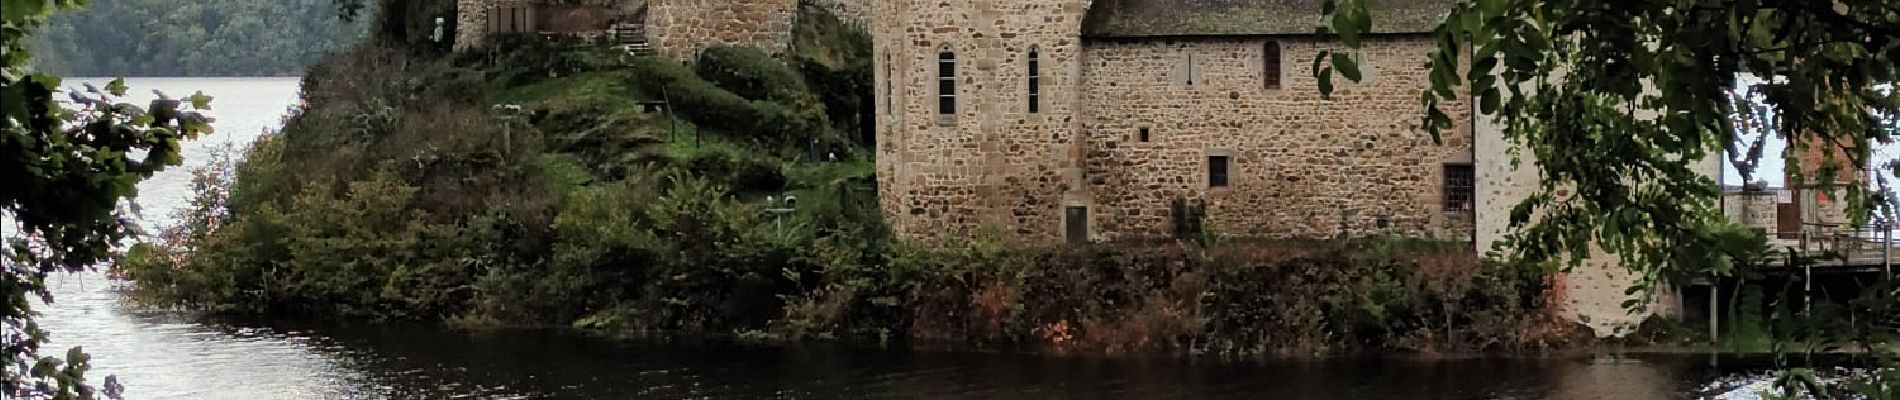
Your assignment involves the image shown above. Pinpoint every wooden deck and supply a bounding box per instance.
[1763,232,1900,274]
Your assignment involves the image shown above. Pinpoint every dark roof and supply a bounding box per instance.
[1081,0,1453,38]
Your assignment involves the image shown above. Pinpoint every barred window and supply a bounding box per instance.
[1444,163,1475,212]
[938,51,956,116]
[882,51,893,116]
[1027,46,1041,114]
[1208,156,1230,187]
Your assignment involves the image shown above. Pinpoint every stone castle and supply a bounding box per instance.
[872,0,1473,245]
[453,0,1863,336]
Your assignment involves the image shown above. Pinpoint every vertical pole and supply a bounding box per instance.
[1805,260,1813,315]
[661,85,679,144]
[1709,279,1719,344]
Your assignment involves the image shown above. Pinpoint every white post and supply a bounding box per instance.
[1708,281,1719,343]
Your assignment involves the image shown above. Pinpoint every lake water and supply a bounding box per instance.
[30,77,1804,399]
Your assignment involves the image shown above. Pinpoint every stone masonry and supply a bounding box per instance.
[646,0,798,59]
[455,0,870,60]
[1080,37,1473,241]
[874,0,1097,240]
[454,0,493,51]
[876,0,1472,242]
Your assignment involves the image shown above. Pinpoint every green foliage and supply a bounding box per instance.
[120,29,872,339]
[1317,0,1897,394]
[781,239,1561,355]
[626,56,828,148]
[367,0,456,53]
[4,1,217,397]
[789,1,874,146]
[1169,198,1210,243]
[27,0,367,76]
[696,46,816,104]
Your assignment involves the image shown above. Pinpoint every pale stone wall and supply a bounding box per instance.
[1077,37,1474,241]
[878,4,1477,243]
[1725,190,1781,234]
[456,0,860,59]
[875,0,1096,241]
[454,0,495,51]
[646,0,799,60]
[1472,89,1710,336]
[808,0,870,27]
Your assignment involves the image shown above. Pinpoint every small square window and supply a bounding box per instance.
[1138,127,1151,142]
[1208,156,1230,187]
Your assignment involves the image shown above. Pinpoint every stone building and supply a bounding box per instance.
[453,0,869,59]
[871,0,1722,336]
[450,0,1806,336]
[873,0,1473,244]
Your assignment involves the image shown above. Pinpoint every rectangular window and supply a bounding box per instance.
[1065,206,1089,245]
[1444,163,1475,212]
[938,52,956,116]
[1028,50,1041,114]
[1208,156,1230,187]
[1138,127,1151,142]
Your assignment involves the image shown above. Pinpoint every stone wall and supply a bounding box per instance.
[875,0,1096,241]
[646,0,798,59]
[1077,37,1474,241]
[1724,190,1782,235]
[808,0,870,27]
[877,2,1477,243]
[1472,83,1710,336]
[454,0,493,51]
[453,0,626,51]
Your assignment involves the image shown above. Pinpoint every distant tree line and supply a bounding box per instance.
[27,0,369,77]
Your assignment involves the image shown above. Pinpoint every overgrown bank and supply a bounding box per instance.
[117,0,1573,356]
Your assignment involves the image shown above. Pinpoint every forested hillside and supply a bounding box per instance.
[27,0,368,76]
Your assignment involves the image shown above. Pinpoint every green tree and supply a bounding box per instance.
[3,1,214,398]
[27,0,367,76]
[1317,0,1898,393]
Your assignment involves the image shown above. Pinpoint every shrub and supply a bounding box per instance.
[695,45,813,103]
[625,55,825,145]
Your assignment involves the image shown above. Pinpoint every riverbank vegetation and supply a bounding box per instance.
[116,0,1573,357]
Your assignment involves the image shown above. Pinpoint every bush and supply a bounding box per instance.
[696,45,813,103]
[625,55,826,146]
[776,238,1565,355]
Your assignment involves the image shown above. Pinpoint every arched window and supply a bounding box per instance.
[938,50,956,116]
[1027,46,1041,114]
[1263,41,1282,90]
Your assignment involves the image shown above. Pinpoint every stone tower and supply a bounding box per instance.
[874,0,1097,241]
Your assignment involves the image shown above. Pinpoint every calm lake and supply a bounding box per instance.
[33,77,1797,399]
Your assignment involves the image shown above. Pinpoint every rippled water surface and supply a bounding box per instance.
[32,77,1806,399]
